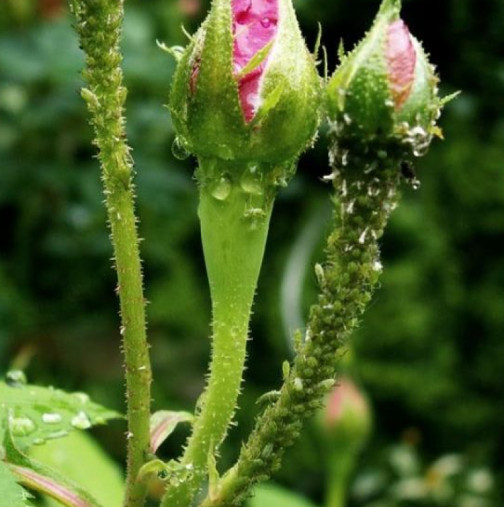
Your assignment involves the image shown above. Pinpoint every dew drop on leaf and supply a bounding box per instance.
[72,392,90,404]
[71,411,92,430]
[10,417,36,437]
[42,413,62,424]
[47,430,69,440]
[5,370,27,388]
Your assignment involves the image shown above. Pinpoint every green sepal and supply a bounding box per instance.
[326,0,399,138]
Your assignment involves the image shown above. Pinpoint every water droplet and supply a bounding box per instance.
[73,392,90,404]
[6,370,27,387]
[260,17,272,28]
[71,411,92,430]
[33,438,45,445]
[240,167,263,195]
[10,417,36,436]
[209,175,232,201]
[47,430,69,440]
[42,413,62,424]
[126,431,134,439]
[171,137,190,160]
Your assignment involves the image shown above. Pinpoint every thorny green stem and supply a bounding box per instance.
[70,1,152,506]
[161,159,274,507]
[199,156,401,507]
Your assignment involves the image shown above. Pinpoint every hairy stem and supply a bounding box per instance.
[200,158,401,507]
[70,1,151,505]
[161,159,274,507]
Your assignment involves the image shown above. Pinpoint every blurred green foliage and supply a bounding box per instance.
[1,0,503,505]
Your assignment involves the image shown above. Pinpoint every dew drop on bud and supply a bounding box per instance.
[209,175,232,201]
[171,137,190,160]
[260,17,272,28]
[240,166,264,195]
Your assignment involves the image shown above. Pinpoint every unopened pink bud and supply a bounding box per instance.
[315,377,372,453]
[386,20,416,111]
[325,379,369,429]
[169,0,320,163]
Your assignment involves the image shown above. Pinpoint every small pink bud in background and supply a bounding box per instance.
[326,379,369,429]
[316,377,372,454]
[178,0,201,17]
[386,20,416,111]
[317,378,373,507]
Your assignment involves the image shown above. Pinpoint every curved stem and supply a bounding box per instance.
[70,2,152,506]
[161,159,274,507]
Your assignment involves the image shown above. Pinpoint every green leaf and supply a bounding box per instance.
[149,410,193,453]
[247,483,318,507]
[0,376,122,450]
[0,460,31,507]
[29,431,124,507]
[3,425,104,507]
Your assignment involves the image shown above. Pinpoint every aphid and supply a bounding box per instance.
[400,161,416,181]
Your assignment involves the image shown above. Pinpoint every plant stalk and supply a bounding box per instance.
[162,160,274,507]
[70,1,152,505]
[325,450,357,507]
[199,160,401,507]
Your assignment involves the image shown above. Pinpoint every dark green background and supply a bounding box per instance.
[1,0,503,504]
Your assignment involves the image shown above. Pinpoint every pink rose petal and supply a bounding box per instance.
[189,0,278,122]
[386,20,416,110]
[232,0,278,121]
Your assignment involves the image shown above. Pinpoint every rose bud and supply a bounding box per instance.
[326,0,447,162]
[169,0,321,173]
[317,377,372,451]
[315,378,373,507]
